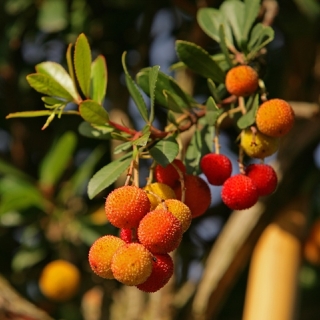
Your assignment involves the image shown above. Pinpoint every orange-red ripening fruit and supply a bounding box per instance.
[119,228,133,243]
[155,159,186,187]
[256,99,295,137]
[111,243,153,286]
[137,253,174,293]
[39,260,80,302]
[174,174,211,218]
[225,65,259,97]
[88,235,125,279]
[221,174,259,210]
[138,209,183,254]
[105,185,150,229]
[156,199,192,233]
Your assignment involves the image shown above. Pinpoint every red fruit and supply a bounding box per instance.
[105,186,150,229]
[200,153,232,185]
[174,174,211,218]
[155,159,186,188]
[136,253,174,293]
[245,164,278,196]
[137,209,183,254]
[119,228,133,243]
[221,174,258,210]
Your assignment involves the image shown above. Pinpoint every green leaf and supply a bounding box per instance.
[175,40,225,83]
[185,124,213,175]
[41,96,65,105]
[122,52,148,123]
[113,141,133,155]
[149,136,179,167]
[87,153,133,199]
[36,61,80,102]
[6,110,78,119]
[59,145,107,198]
[197,8,234,48]
[132,127,151,147]
[220,0,245,49]
[78,121,114,140]
[248,24,274,57]
[163,90,185,113]
[12,247,46,271]
[205,96,224,126]
[37,0,67,33]
[39,131,77,188]
[136,68,195,110]
[207,79,222,103]
[148,65,160,123]
[27,73,75,101]
[66,43,76,84]
[79,99,109,125]
[74,33,92,98]
[91,55,108,104]
[243,0,261,42]
[0,158,31,181]
[0,177,47,215]
[237,94,259,129]
[219,25,233,68]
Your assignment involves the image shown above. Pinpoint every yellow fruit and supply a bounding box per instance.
[39,260,80,301]
[256,99,295,137]
[88,235,125,279]
[225,65,259,97]
[111,243,153,286]
[144,182,176,210]
[156,199,192,233]
[241,128,279,159]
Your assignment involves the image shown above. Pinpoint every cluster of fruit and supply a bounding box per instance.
[88,159,212,292]
[199,64,295,211]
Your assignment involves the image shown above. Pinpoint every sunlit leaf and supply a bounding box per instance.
[79,99,109,125]
[148,65,160,123]
[149,136,179,167]
[74,33,92,98]
[88,153,132,199]
[248,24,274,57]
[36,61,80,102]
[219,25,233,68]
[176,40,225,83]
[122,52,148,123]
[113,141,133,154]
[27,73,75,101]
[6,110,79,119]
[91,55,108,104]
[39,131,77,188]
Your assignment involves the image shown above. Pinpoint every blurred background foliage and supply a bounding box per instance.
[0,0,320,319]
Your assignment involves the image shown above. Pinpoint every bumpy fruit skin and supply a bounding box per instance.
[144,182,176,210]
[200,153,232,185]
[221,174,259,210]
[39,260,80,301]
[256,99,295,137]
[138,209,183,254]
[245,163,278,196]
[241,128,279,159]
[156,199,192,233]
[155,159,186,188]
[88,235,125,279]
[137,253,174,293]
[105,185,150,229]
[119,228,133,243]
[225,65,259,97]
[111,243,153,286]
[174,174,211,218]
